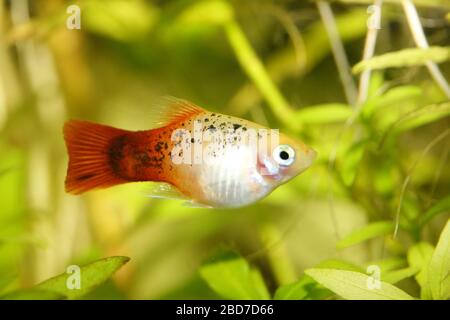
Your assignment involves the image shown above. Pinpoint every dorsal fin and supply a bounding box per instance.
[149,97,207,128]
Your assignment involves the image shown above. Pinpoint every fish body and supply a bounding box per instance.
[64,99,316,208]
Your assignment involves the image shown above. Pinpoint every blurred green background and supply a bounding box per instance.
[0,0,449,300]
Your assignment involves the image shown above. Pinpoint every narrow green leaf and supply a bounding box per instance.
[274,276,312,300]
[382,267,419,284]
[337,221,394,249]
[295,104,353,124]
[35,256,130,299]
[420,195,450,227]
[362,85,422,119]
[388,102,450,135]
[340,140,366,187]
[428,220,450,300]
[407,242,434,299]
[305,268,414,300]
[365,258,407,273]
[177,0,233,26]
[353,47,450,74]
[200,257,270,300]
[250,269,271,300]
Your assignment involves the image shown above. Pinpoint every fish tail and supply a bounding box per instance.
[63,120,130,194]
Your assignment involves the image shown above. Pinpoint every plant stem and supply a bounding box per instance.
[401,0,450,99]
[317,1,358,106]
[223,19,298,130]
[357,0,383,105]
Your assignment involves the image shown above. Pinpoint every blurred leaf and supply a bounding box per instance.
[362,85,422,119]
[35,256,130,299]
[274,276,316,300]
[382,267,419,284]
[340,140,366,187]
[274,259,363,300]
[365,258,407,273]
[295,104,353,124]
[336,0,450,8]
[353,47,450,74]
[337,221,394,249]
[386,102,450,135]
[428,220,450,299]
[199,255,270,300]
[305,268,414,300]
[1,289,65,300]
[407,242,434,299]
[420,195,450,227]
[83,0,159,42]
[177,0,233,26]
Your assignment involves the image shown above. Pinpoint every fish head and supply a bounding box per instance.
[257,131,317,185]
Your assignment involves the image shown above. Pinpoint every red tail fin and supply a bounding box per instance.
[63,120,130,194]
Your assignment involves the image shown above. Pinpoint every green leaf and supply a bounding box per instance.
[428,220,450,300]
[177,0,233,26]
[1,289,65,300]
[407,242,434,299]
[200,256,270,300]
[305,268,415,300]
[337,221,394,249]
[382,267,419,284]
[295,104,353,124]
[83,0,159,42]
[35,256,130,299]
[365,258,407,273]
[353,47,450,74]
[340,140,366,187]
[420,195,450,227]
[362,85,422,120]
[274,276,311,300]
[387,102,450,135]
[274,259,363,300]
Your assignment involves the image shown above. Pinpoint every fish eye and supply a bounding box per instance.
[273,144,295,166]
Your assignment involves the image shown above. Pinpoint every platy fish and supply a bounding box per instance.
[64,98,316,208]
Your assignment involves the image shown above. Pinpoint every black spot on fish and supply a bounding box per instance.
[233,124,242,131]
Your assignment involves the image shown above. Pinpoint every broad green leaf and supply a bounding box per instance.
[407,242,434,299]
[200,257,270,300]
[305,268,414,300]
[1,289,65,300]
[275,259,363,300]
[337,221,394,249]
[35,256,130,299]
[353,47,450,74]
[428,220,450,300]
[295,104,353,124]
[382,267,419,284]
[420,195,450,227]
